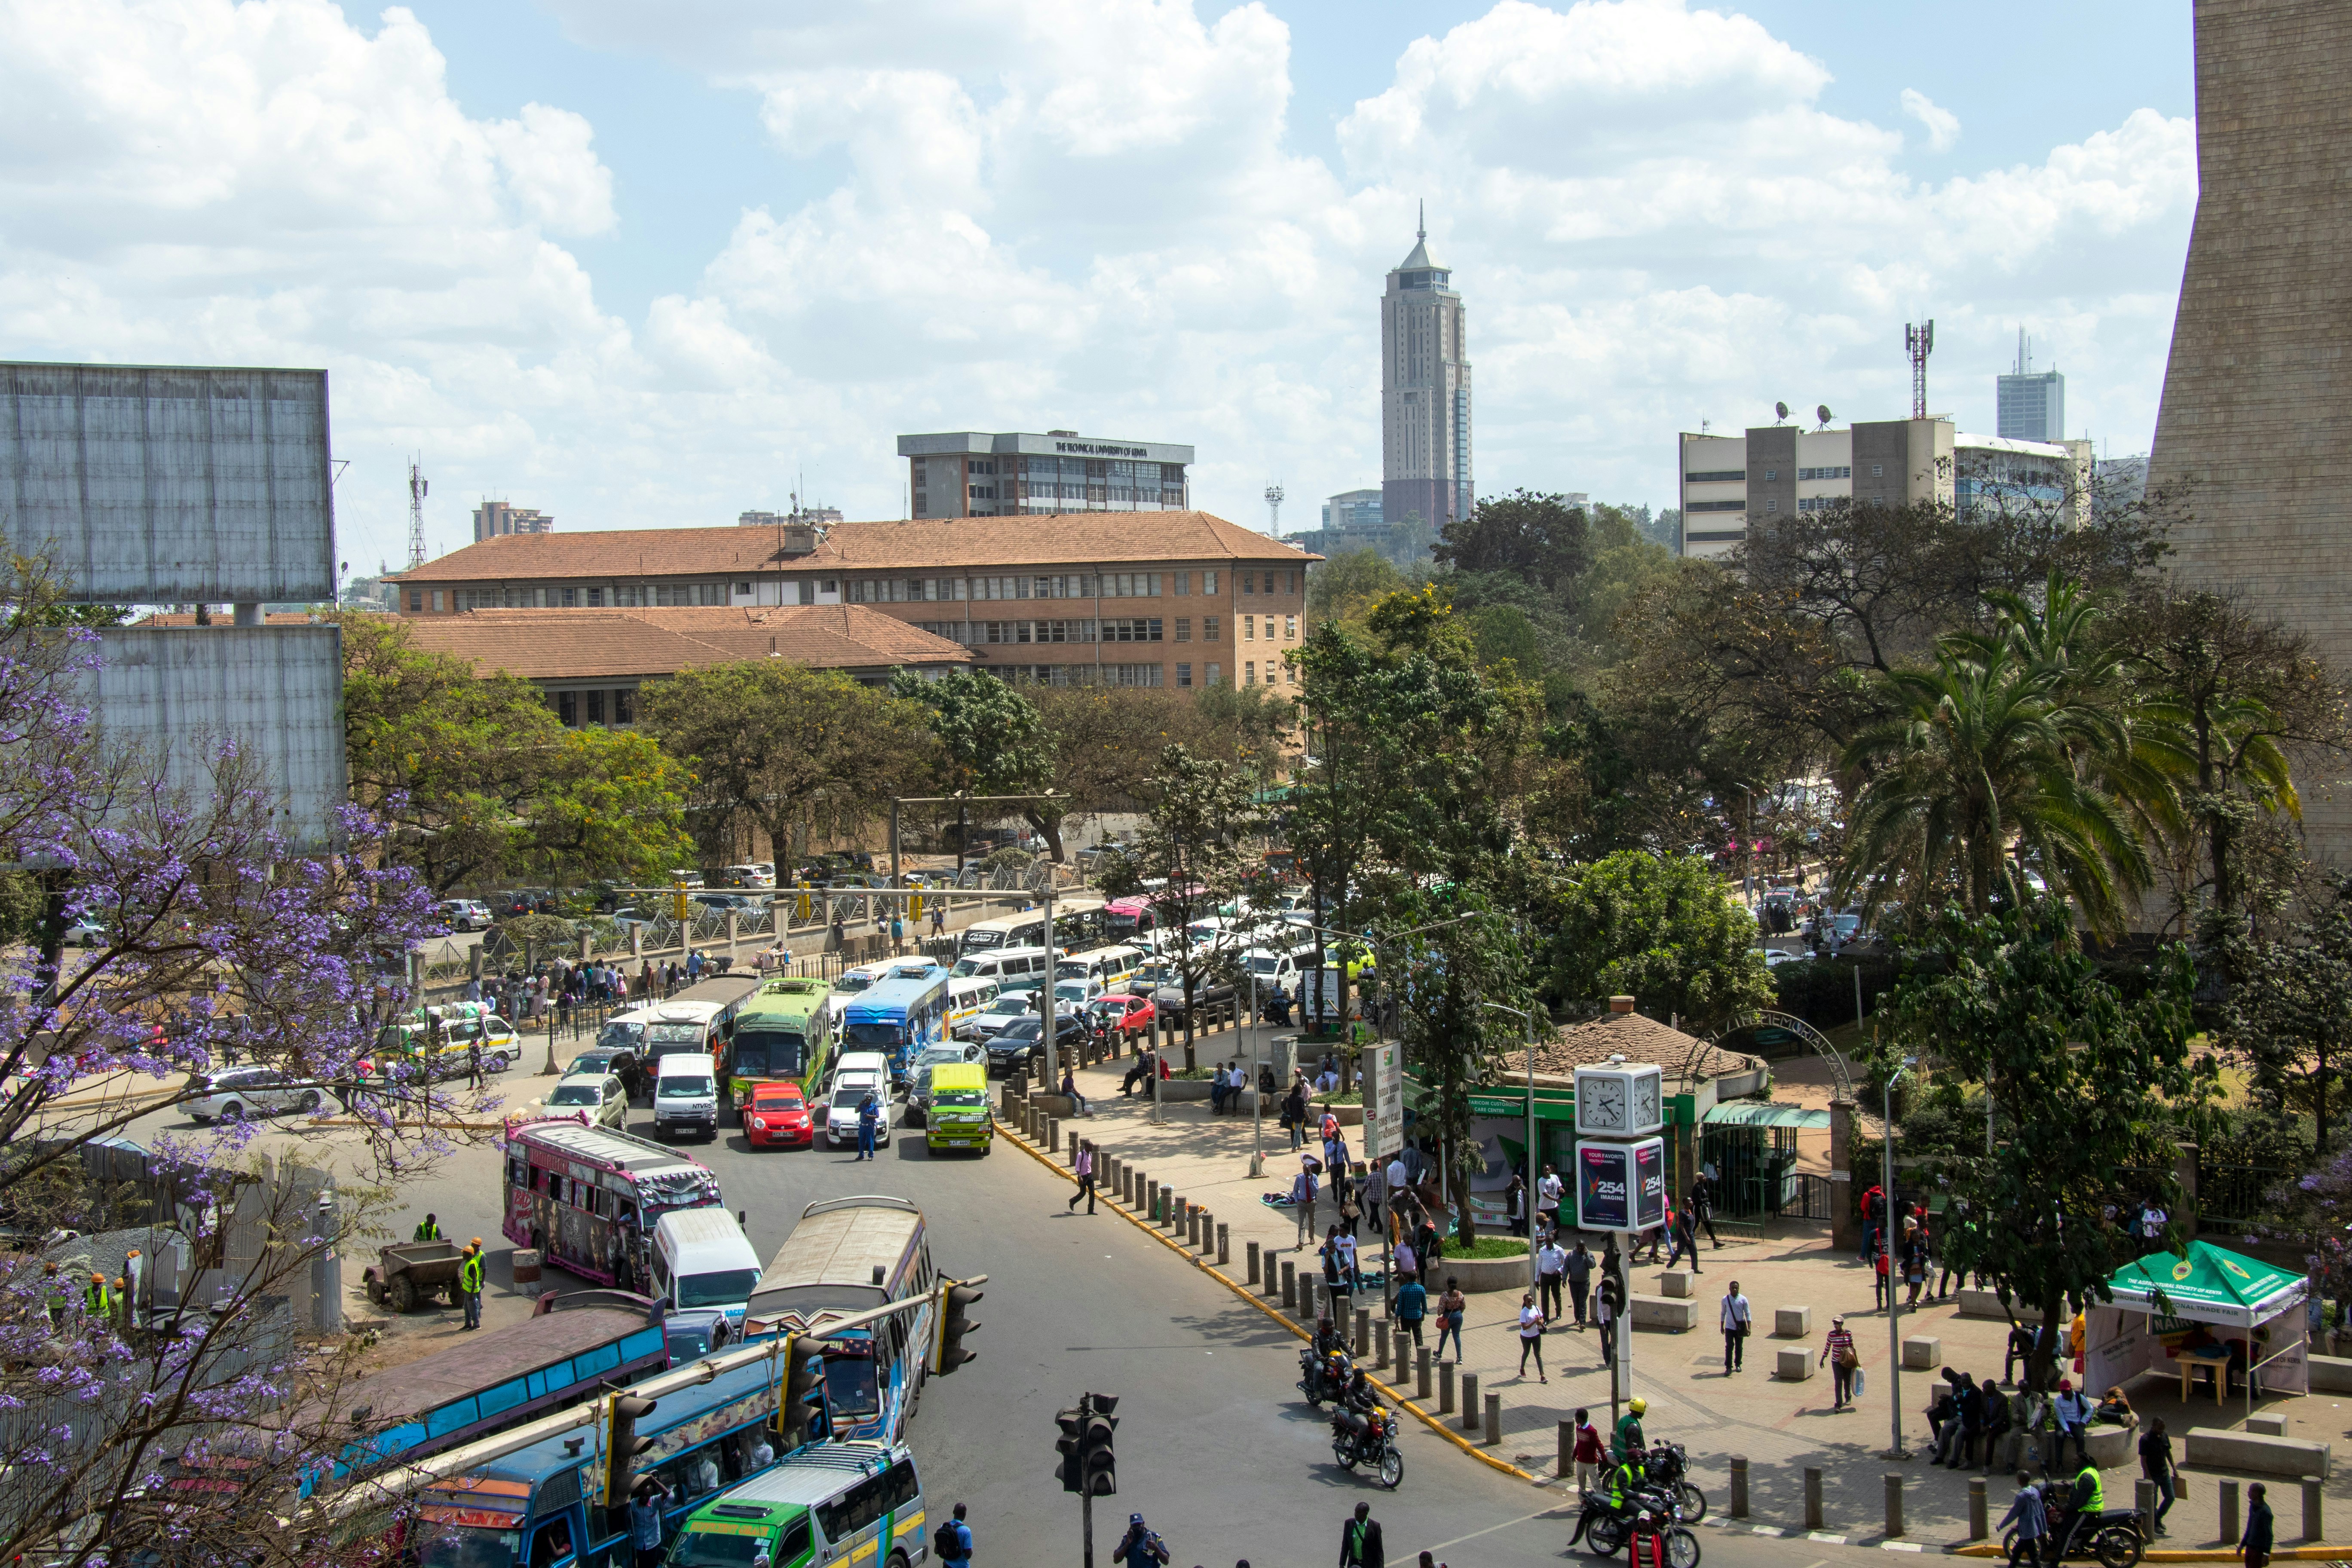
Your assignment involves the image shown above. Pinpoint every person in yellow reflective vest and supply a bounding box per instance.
[43,1262,69,1327]
[2058,1461,2105,1559]
[413,1214,441,1242]
[458,1240,485,1331]
[83,1271,115,1321]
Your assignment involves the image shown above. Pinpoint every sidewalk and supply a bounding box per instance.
[1040,1047,2352,1555]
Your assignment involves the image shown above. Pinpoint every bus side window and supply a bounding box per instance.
[529,1516,574,1568]
[882,1459,919,1513]
[777,1516,813,1561]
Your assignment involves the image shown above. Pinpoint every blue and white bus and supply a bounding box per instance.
[838,961,950,1082]
[743,1196,936,1450]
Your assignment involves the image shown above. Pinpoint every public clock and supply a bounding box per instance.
[1579,1073,1627,1130]
[1631,1072,1662,1133]
[1575,1062,1666,1137]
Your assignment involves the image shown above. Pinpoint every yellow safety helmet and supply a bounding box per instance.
[1629,1396,1648,1415]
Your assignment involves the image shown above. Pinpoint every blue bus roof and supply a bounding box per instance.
[842,968,946,1024]
[462,1357,784,1490]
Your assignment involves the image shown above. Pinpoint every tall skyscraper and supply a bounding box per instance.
[1997,328,2067,442]
[1381,206,1473,534]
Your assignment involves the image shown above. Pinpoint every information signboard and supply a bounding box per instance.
[1361,1042,1403,1161]
[1575,1136,1666,1232]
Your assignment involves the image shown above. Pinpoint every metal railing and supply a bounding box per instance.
[2194,1162,2287,1233]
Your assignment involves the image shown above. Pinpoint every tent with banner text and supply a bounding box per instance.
[2082,1240,2309,1409]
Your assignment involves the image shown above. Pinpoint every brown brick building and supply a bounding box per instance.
[387,510,1320,694]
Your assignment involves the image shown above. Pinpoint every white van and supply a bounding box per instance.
[1240,948,1304,996]
[952,944,1053,998]
[824,1050,896,1148]
[654,1050,720,1140]
[826,963,884,1023]
[946,974,998,1038]
[650,1207,763,1328]
[1057,943,1144,992]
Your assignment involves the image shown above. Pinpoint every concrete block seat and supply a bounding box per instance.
[1902,1335,1942,1370]
[1657,1269,1694,1299]
[2184,1427,2332,1479]
[1774,1306,1813,1338]
[1776,1346,1815,1380]
[1629,1294,1697,1332]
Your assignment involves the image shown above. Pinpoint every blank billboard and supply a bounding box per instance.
[89,626,347,852]
[0,362,335,603]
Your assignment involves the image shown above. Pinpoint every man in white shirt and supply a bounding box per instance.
[1536,1237,1569,1330]
[1719,1280,1752,1375]
[2138,1197,2168,1257]
[1535,1164,1564,1240]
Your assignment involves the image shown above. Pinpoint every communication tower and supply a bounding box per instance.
[1905,320,1936,420]
[407,456,429,568]
[1264,483,1284,534]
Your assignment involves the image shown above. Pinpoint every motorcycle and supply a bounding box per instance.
[2004,1499,2144,1568]
[1641,1441,1709,1522]
[1571,1484,1700,1568]
[1296,1344,1353,1408]
[1329,1400,1404,1488]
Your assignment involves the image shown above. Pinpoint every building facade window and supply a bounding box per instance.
[557,692,578,727]
[1102,573,1161,598]
[1241,573,1254,595]
[1206,662,1221,686]
[1202,571,1219,595]
[1871,464,1884,477]
[1102,618,1161,643]
[1285,616,1298,639]
[1797,466,1852,481]
[1204,616,1220,640]
[1173,572,1191,595]
[798,580,816,605]
[586,690,606,724]
[1174,618,1191,642]
[409,590,423,612]
[613,689,635,724]
[1176,662,1192,687]
[1244,662,1256,684]
[1243,616,1254,641]
[430,591,444,612]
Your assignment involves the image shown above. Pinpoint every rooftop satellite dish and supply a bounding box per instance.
[1816,404,1833,429]
[1775,401,1789,423]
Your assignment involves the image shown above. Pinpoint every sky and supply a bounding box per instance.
[0,0,2198,571]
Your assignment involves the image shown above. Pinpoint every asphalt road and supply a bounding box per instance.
[105,1085,1855,1568]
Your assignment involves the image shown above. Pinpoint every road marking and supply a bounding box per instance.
[1880,1543,1926,1553]
[1810,1534,1849,1545]
[1412,1501,1571,1553]
[1748,1526,1785,1536]
[1800,1557,1829,1568]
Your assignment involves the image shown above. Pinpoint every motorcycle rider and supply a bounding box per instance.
[2052,1459,2105,1560]
[1613,1396,1648,1462]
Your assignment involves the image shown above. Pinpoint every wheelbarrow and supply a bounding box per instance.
[362,1238,468,1313]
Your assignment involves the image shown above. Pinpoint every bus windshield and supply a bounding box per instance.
[731,1027,806,1078]
[597,1019,645,1052]
[823,1342,881,1418]
[842,1021,905,1049]
[833,971,875,995]
[959,928,1005,951]
[412,1522,521,1568]
[677,1267,762,1309]
[671,1535,768,1568]
[645,1021,709,1050]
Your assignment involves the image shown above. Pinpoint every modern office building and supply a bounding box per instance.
[1381,210,1473,533]
[389,510,1317,694]
[1997,329,2067,443]
[897,431,1192,520]
[1675,417,2092,560]
[473,500,553,542]
[1323,489,1384,534]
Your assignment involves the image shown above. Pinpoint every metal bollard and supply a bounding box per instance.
[1216,1222,1229,1266]
[2222,1479,2240,1548]
[1884,1473,1903,1539]
[1247,1240,1261,1285]
[1460,1372,1480,1431]
[1972,1476,1990,1539]
[1145,1178,1159,1219]
[1375,1320,1390,1370]
[1730,1455,1749,1519]
[1483,1390,1501,1447]
[1804,1467,1824,1531]
[1562,1421,1577,1481]
[1047,1116,1060,1152]
[2304,1478,2324,1543]
[1355,1308,1370,1359]
[2135,1479,2155,1541]
[1282,1260,1297,1311]
[1187,1204,1200,1246]
[1439,1360,1456,1414]
[1417,1346,1432,1401]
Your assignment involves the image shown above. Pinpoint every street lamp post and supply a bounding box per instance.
[1884,1052,1917,1461]
[1480,1000,1543,1301]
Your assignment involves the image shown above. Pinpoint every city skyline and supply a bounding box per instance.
[0,0,2193,568]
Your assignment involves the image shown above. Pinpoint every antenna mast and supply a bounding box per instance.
[406,456,428,568]
[1905,320,1935,420]
[1264,483,1285,535]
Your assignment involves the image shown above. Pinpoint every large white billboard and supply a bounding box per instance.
[0,362,336,603]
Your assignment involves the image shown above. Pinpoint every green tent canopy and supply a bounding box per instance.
[2104,1239,2305,1329]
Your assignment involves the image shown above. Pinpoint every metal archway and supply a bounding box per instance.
[1711,1008,1855,1102]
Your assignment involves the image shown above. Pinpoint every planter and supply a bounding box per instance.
[1415,1253,1533,1295]
[1311,1102,1364,1127]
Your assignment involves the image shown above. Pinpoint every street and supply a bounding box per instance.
[100,1080,1875,1568]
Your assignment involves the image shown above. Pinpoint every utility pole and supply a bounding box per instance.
[1884,1050,1917,1460]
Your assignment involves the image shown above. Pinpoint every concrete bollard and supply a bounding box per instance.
[1562,1421,1577,1480]
[2304,1479,2324,1543]
[1200,1212,1215,1256]
[1282,1260,1297,1311]
[1972,1476,1989,1539]
[1884,1473,1903,1539]
[1418,1347,1432,1400]
[1187,1204,1201,1246]
[1217,1223,1229,1266]
[1247,1240,1261,1284]
[1145,1178,1159,1219]
[1047,1116,1060,1152]
[2135,1479,2156,1541]
[1730,1455,1749,1519]
[1804,1467,1823,1531]
[1460,1372,1480,1431]
[1356,1308,1370,1359]
[1439,1360,1456,1414]
[2222,1480,2240,1548]
[1375,1320,1390,1370]
[1483,1389,1501,1447]
[1265,1253,1282,1298]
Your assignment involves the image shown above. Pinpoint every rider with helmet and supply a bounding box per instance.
[1614,1396,1649,1463]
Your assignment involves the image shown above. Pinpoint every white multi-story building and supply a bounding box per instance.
[1676,417,2091,560]
[898,431,1192,519]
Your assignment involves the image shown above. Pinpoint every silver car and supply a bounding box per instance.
[189,1066,324,1122]
[542,1072,629,1129]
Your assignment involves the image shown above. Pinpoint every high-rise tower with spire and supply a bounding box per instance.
[1381,202,1473,536]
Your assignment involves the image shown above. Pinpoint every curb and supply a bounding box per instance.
[992,1112,1548,1487]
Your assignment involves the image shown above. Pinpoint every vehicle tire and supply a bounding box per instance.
[487,1053,508,1074]
[366,1277,389,1307]
[1675,1482,1707,1522]
[220,1099,246,1121]
[1666,1528,1701,1568]
[1332,1439,1355,1470]
[888,1553,910,1568]
[297,1089,322,1113]
[2094,1527,2143,1568]
[1586,1517,1627,1557]
[390,1274,419,1313]
[1378,1446,1403,1489]
[2002,1530,2018,1560]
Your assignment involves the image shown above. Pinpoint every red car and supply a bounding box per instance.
[1090,993,1156,1044]
[743,1081,813,1148]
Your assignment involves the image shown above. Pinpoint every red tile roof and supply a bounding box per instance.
[401,605,973,681]
[1532,1011,1761,1086]
[390,510,1318,583]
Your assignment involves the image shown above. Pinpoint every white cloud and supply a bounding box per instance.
[1902,87,1961,153]
[0,0,2196,564]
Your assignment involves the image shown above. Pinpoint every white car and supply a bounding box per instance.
[965,990,1034,1041]
[534,1072,629,1130]
[189,1066,325,1122]
[826,964,884,1024]
[824,1069,894,1148]
[435,899,493,933]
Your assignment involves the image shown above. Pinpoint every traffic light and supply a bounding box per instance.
[1054,1406,1085,1494]
[599,1391,658,1507]
[934,1279,982,1375]
[775,1333,827,1449]
[1080,1394,1118,1498]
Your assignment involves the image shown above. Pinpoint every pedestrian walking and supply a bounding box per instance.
[458,1238,485,1330]
[1720,1280,1751,1374]
[1675,1208,1701,1274]
[1822,1315,1858,1410]
[1114,1513,1170,1567]
[1321,1226,1345,1295]
[930,901,946,937]
[937,1502,974,1566]
[1393,1236,1418,1285]
[855,1093,880,1161]
[1393,1274,1427,1350]
[1517,1292,1547,1382]
[2140,1417,2177,1536]
[1997,1470,2047,1568]
[466,1038,484,1090]
[1434,1277,1467,1363]
[1340,1501,1385,1568]
[1689,1174,1721,1248]
[1571,1408,1606,1494]
[1337,1229,1361,1295]
[1536,1236,1568,1328]
[2242,1482,2273,1568]
[628,1479,671,1568]
[1536,1163,1562,1237]
[1291,1159,1320,1250]
[1068,1139,1097,1213]
[1567,1239,1593,1328]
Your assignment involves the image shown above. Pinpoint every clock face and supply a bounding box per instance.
[1582,1075,1627,1129]
[1632,1073,1662,1131]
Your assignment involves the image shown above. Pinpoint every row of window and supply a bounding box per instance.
[993,664,1170,688]
[1684,469,1745,483]
[551,689,637,727]
[1798,466,1851,481]
[420,567,1299,615]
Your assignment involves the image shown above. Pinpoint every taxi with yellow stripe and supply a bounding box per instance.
[666,1440,927,1568]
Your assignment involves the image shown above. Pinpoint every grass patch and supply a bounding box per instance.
[1315,1090,1362,1106]
[1450,1236,1529,1259]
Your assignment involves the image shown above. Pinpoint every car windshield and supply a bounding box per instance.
[1054,983,1088,1003]
[998,1020,1041,1041]
[985,996,1030,1016]
[676,1267,762,1309]
[596,1020,644,1051]
[658,1075,714,1097]
[669,1531,772,1567]
[915,1046,964,1066]
[752,1092,801,1111]
[1249,956,1282,974]
[949,959,986,977]
[935,1089,986,1108]
[665,1323,716,1361]
[548,1084,600,1106]
[833,1076,880,1102]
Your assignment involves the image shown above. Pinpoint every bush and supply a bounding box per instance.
[980,847,1034,872]
[1772,953,1903,1031]
[1448,1235,1528,1259]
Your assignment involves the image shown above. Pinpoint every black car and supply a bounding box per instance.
[985,1013,1086,1077]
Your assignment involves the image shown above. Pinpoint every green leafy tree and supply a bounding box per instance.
[1432,489,1591,591]
[340,615,692,893]
[2217,876,2352,1152]
[1522,850,1772,1032]
[1306,548,1411,629]
[639,662,937,867]
[889,669,1066,856]
[1120,744,1269,1067]
[1889,899,2220,1387]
